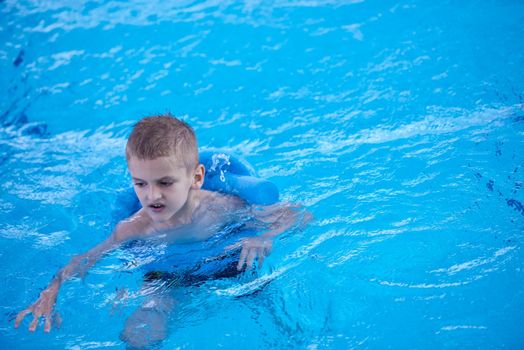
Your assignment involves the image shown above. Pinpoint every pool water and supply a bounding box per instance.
[1,0,524,349]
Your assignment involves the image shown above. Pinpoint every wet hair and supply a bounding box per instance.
[125,114,198,170]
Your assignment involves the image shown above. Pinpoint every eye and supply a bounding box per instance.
[159,181,173,187]
[134,182,146,188]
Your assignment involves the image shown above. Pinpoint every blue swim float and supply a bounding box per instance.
[199,151,279,206]
[111,152,279,224]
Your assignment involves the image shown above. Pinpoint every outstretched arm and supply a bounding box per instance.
[14,221,136,332]
[234,203,312,271]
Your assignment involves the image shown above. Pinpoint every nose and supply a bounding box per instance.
[147,184,162,201]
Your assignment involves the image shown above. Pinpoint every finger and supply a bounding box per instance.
[258,250,266,269]
[264,249,272,258]
[44,314,52,332]
[264,243,272,256]
[225,242,241,252]
[54,312,62,329]
[14,309,31,328]
[245,249,257,270]
[237,247,248,271]
[29,315,39,332]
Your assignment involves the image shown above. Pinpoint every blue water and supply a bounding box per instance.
[1,0,524,348]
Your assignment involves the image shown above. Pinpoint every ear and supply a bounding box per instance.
[191,164,205,189]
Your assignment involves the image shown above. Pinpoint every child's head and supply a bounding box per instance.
[126,114,205,223]
[126,114,199,171]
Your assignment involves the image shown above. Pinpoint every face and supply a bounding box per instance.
[127,155,204,224]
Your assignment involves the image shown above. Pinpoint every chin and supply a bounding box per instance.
[148,211,172,223]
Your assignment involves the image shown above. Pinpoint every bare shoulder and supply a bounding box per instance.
[200,190,246,211]
[113,209,152,242]
[193,190,247,226]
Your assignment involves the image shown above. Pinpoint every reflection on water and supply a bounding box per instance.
[1,0,524,348]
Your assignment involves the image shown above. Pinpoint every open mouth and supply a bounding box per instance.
[149,203,165,212]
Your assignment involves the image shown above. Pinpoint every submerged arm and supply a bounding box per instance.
[15,222,136,332]
[256,203,312,238]
[235,203,312,270]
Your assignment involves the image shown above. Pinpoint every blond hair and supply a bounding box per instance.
[126,114,198,170]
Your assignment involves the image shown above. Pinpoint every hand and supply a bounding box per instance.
[15,285,61,332]
[228,236,273,271]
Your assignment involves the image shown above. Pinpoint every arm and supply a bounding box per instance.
[14,222,136,332]
[235,203,312,271]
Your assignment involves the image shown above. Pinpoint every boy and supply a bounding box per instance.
[15,114,307,348]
